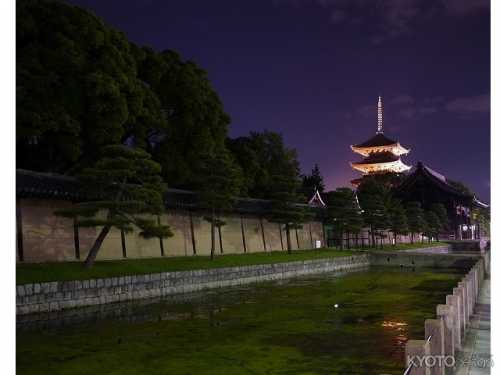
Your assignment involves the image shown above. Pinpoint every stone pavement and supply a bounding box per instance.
[454,279,491,375]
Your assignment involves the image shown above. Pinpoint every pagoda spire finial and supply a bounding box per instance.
[377,95,383,134]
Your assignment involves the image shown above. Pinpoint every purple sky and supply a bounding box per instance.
[70,0,490,202]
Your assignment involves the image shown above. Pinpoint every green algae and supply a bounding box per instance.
[17,267,462,375]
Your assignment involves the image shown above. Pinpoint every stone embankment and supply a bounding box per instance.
[16,246,487,317]
[16,254,370,315]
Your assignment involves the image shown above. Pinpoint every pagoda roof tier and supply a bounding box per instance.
[353,133,396,148]
[350,156,411,174]
[352,151,399,164]
[351,133,410,157]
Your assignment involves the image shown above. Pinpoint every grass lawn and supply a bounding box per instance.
[368,241,447,252]
[17,248,357,285]
[16,242,447,285]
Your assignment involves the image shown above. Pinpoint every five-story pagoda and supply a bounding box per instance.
[350,96,411,185]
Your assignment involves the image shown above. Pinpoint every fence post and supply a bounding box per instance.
[445,294,461,350]
[436,304,455,358]
[425,319,445,375]
[405,340,431,375]
[457,282,469,326]
[464,275,474,316]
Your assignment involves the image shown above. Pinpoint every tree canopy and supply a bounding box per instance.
[357,178,391,247]
[227,131,303,199]
[387,198,409,244]
[134,47,231,188]
[405,201,427,243]
[197,150,243,259]
[324,188,363,249]
[17,0,166,173]
[302,164,325,199]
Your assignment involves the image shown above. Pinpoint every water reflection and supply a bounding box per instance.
[17,267,365,332]
[17,266,462,375]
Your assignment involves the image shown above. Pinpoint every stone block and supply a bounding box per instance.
[17,285,25,297]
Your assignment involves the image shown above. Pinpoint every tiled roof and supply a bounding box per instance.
[17,169,82,200]
[16,169,318,215]
[397,162,488,208]
[352,133,397,148]
[352,151,400,165]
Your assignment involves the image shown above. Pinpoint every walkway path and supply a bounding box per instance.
[454,279,491,375]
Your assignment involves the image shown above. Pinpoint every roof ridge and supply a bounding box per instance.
[16,169,77,181]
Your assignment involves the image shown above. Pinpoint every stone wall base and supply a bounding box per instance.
[17,255,370,315]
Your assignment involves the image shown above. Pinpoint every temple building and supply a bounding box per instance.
[350,96,411,185]
[395,162,488,240]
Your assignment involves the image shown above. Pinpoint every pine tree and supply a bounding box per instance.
[55,145,173,268]
[302,163,325,198]
[197,151,243,260]
[387,199,409,245]
[431,203,448,240]
[325,188,363,250]
[357,179,390,248]
[405,201,426,244]
[424,210,441,242]
[268,175,310,254]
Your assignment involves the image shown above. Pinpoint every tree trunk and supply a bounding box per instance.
[285,223,292,254]
[84,225,111,268]
[210,209,215,260]
[218,223,223,254]
[340,231,344,250]
[393,233,397,246]
[371,226,375,248]
[410,232,414,244]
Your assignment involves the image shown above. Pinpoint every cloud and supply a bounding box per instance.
[390,94,415,106]
[274,0,489,44]
[398,107,416,119]
[423,96,445,105]
[355,93,441,121]
[330,9,347,24]
[445,94,490,114]
[418,107,438,115]
[354,93,489,123]
[442,0,490,16]
[357,104,375,118]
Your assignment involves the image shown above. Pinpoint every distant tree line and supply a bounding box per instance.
[324,176,452,249]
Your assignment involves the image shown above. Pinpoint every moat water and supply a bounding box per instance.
[17,266,463,375]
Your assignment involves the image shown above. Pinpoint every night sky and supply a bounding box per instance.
[70,0,490,202]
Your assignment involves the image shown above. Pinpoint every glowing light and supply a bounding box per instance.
[377,96,383,134]
[381,321,408,330]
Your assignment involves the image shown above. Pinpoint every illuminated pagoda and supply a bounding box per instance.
[350,96,411,185]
